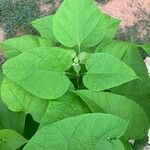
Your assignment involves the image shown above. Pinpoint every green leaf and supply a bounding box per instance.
[140,44,150,55]
[96,40,133,60]
[120,138,133,150]
[112,44,150,122]
[76,90,148,139]
[31,15,57,42]
[104,13,120,39]
[24,113,128,150]
[53,0,106,48]
[1,77,48,122]
[0,129,27,150]
[133,136,148,150]
[40,91,90,127]
[0,98,25,134]
[0,70,25,134]
[83,53,139,91]
[38,37,53,47]
[95,139,124,150]
[3,47,72,99]
[2,35,40,59]
[112,45,150,97]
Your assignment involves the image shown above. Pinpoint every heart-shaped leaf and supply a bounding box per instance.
[53,0,106,48]
[3,47,72,99]
[24,113,128,150]
[83,53,139,91]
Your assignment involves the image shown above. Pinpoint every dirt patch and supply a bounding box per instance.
[100,0,150,43]
[39,0,61,15]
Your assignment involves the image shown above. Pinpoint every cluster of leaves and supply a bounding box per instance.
[0,0,150,149]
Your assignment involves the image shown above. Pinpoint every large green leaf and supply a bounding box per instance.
[31,15,57,42]
[24,113,128,150]
[0,70,25,134]
[1,77,48,122]
[96,40,133,60]
[3,47,72,99]
[112,44,150,122]
[53,0,106,48]
[2,35,40,59]
[40,91,90,127]
[83,53,139,91]
[0,129,27,150]
[76,90,148,139]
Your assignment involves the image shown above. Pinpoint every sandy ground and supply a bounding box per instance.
[101,0,150,27]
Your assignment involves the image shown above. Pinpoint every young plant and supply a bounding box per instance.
[0,0,150,149]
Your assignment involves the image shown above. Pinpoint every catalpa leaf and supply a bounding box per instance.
[83,53,139,91]
[31,15,57,42]
[112,45,150,98]
[76,90,148,139]
[3,47,72,99]
[0,129,27,150]
[112,44,150,122]
[0,71,25,134]
[53,0,106,48]
[96,40,133,60]
[2,35,40,59]
[40,91,90,127]
[1,77,48,122]
[24,113,128,150]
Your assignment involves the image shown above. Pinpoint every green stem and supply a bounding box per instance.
[76,75,80,89]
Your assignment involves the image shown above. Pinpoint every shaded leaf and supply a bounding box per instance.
[31,15,57,42]
[140,44,150,55]
[0,129,27,150]
[104,14,120,39]
[0,70,25,134]
[40,91,90,127]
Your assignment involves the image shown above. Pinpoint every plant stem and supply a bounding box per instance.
[76,75,80,88]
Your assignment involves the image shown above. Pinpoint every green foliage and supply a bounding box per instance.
[0,129,27,150]
[0,0,150,149]
[24,114,129,150]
